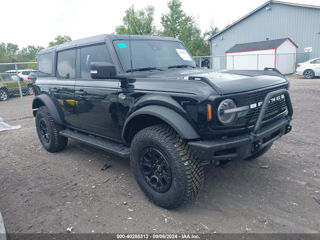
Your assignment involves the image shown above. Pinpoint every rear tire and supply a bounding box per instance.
[303,69,315,79]
[130,124,204,209]
[0,89,8,101]
[245,143,272,161]
[35,106,68,152]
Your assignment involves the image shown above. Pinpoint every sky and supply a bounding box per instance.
[1,0,320,48]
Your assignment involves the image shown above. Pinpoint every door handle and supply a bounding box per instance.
[76,89,87,96]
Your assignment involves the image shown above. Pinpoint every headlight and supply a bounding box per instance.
[217,99,237,124]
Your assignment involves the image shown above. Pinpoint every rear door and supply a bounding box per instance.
[74,43,121,141]
[54,49,77,126]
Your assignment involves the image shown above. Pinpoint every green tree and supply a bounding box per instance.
[204,21,219,38]
[161,0,209,56]
[6,43,19,61]
[116,6,157,35]
[0,42,43,71]
[49,35,72,47]
[18,45,44,61]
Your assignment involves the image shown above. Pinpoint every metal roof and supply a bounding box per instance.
[225,38,298,53]
[209,0,320,41]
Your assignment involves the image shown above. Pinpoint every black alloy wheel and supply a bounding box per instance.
[39,118,50,143]
[140,147,172,193]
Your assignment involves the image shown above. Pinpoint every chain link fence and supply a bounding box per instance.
[194,52,310,73]
[0,62,37,129]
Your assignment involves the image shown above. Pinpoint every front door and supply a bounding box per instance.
[74,44,121,141]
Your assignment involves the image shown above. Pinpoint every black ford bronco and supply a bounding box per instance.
[32,34,293,209]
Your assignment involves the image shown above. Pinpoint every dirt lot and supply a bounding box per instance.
[0,75,319,233]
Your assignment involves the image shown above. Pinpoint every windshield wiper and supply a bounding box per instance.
[168,65,195,69]
[126,67,163,73]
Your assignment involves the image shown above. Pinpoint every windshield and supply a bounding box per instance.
[113,40,196,72]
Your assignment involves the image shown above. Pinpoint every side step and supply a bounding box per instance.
[59,129,130,158]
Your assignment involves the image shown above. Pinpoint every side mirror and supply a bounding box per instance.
[90,62,116,79]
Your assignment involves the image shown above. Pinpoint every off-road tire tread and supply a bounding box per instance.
[36,106,68,152]
[131,124,204,209]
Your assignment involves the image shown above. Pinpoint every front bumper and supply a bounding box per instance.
[189,89,293,163]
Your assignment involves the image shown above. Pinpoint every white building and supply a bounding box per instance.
[226,38,298,74]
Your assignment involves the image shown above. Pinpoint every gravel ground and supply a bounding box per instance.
[0,75,319,233]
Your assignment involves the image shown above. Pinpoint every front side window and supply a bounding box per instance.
[80,44,112,79]
[113,40,195,72]
[57,49,76,79]
[38,53,53,75]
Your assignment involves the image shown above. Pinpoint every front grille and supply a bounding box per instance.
[245,85,288,125]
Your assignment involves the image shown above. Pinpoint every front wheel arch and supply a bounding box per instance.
[122,105,200,144]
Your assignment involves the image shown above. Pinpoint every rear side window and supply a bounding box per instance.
[80,44,112,79]
[57,49,76,79]
[312,59,320,64]
[38,53,53,75]
[2,74,11,81]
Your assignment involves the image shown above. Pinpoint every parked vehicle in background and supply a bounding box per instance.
[0,73,33,101]
[10,74,23,81]
[32,34,293,209]
[28,71,38,83]
[296,58,320,79]
[5,69,37,80]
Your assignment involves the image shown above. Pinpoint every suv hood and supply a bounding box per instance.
[138,68,287,95]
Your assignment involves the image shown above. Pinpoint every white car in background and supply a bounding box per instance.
[5,69,37,80]
[296,58,320,79]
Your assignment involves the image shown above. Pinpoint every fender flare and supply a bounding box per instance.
[32,94,64,125]
[122,105,200,142]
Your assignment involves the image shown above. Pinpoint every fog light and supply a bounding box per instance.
[252,141,261,153]
[285,125,292,134]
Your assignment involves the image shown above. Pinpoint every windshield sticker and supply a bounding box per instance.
[176,49,192,61]
[117,43,127,49]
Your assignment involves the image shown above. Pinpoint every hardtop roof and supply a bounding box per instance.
[39,34,179,54]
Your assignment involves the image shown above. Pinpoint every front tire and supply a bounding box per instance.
[36,106,68,152]
[303,69,315,79]
[0,89,8,101]
[130,124,204,209]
